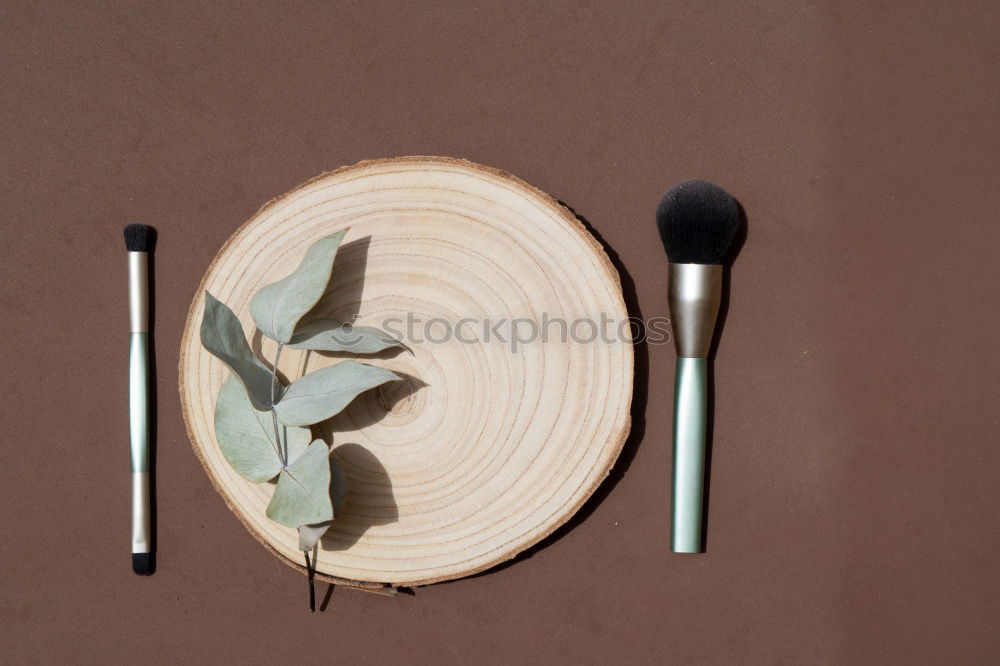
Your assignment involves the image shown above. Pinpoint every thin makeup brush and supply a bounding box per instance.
[656,181,741,553]
[124,223,156,575]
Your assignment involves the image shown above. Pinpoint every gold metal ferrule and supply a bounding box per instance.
[668,263,723,358]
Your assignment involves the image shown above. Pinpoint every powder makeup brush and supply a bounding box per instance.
[656,181,741,553]
[125,223,156,575]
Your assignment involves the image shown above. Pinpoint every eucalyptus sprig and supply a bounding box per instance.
[200,230,402,571]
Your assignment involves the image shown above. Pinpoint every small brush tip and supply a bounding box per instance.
[124,223,156,252]
[132,552,154,576]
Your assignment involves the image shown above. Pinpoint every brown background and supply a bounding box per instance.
[2,1,998,663]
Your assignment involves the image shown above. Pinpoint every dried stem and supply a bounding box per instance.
[305,551,316,612]
[270,343,286,466]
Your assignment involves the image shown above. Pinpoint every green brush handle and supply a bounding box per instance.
[671,356,708,553]
[129,332,151,566]
[129,332,150,474]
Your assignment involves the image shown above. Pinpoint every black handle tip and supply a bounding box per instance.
[132,552,154,576]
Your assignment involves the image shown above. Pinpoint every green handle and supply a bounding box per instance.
[129,332,149,473]
[672,356,708,553]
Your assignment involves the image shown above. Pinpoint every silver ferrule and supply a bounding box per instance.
[668,263,723,358]
[132,472,150,552]
[128,252,148,333]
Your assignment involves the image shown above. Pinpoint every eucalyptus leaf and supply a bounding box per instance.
[288,318,402,354]
[200,292,278,410]
[250,230,349,344]
[273,361,401,427]
[296,458,348,551]
[298,522,330,552]
[214,376,312,483]
[266,440,333,528]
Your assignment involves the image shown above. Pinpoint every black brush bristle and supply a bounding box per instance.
[132,552,153,576]
[124,223,156,252]
[656,180,740,264]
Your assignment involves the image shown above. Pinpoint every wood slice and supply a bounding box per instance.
[179,156,633,587]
